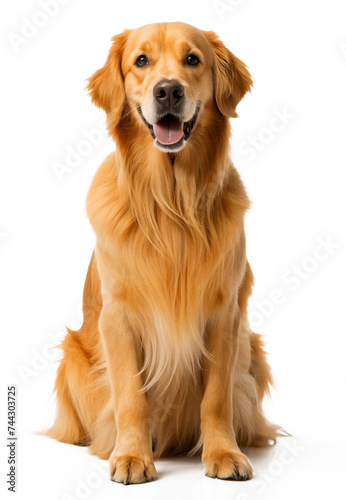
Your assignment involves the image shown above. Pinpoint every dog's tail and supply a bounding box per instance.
[250,333,274,401]
[41,252,107,446]
[246,332,289,445]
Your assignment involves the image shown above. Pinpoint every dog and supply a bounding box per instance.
[46,22,279,484]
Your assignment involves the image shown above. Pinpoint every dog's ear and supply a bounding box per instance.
[203,31,252,118]
[87,31,129,124]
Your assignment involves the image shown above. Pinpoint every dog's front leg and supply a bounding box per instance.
[201,302,253,480]
[99,298,156,484]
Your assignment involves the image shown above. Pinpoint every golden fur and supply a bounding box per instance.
[46,22,279,484]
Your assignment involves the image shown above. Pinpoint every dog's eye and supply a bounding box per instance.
[186,54,200,66]
[135,55,149,67]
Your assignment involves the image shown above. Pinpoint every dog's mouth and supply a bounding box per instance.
[138,105,200,152]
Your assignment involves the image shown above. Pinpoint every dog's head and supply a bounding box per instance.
[88,22,252,153]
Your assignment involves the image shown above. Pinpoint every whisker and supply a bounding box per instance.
[121,103,141,121]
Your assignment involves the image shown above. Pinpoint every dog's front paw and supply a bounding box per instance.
[109,455,157,484]
[203,450,253,481]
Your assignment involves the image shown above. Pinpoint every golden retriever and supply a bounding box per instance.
[46,22,279,484]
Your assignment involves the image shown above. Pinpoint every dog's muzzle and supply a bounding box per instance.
[138,79,200,153]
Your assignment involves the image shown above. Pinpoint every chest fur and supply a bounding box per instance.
[88,156,248,327]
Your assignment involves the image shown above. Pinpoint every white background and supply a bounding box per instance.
[1,0,346,499]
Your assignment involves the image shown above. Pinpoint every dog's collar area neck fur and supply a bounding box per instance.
[169,153,176,165]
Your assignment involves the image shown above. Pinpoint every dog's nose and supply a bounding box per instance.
[153,80,184,109]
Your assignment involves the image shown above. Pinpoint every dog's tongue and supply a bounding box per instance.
[153,116,184,145]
